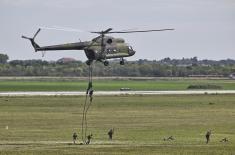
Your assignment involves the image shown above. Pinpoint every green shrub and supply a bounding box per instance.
[187,84,222,89]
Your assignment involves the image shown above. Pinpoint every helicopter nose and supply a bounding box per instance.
[129,49,136,56]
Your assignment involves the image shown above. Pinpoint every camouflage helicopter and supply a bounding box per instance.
[22,28,173,66]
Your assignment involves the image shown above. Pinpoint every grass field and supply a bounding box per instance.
[0,78,235,91]
[0,94,235,154]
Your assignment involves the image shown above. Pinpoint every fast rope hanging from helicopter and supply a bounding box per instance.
[81,63,94,144]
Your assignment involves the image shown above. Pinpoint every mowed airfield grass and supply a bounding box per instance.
[0,94,235,155]
[1,78,235,91]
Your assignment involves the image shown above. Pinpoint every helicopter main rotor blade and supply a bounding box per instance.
[108,29,174,33]
[91,35,102,41]
[103,28,113,34]
[39,26,86,33]
[90,28,113,34]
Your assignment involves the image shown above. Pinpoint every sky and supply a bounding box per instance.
[0,0,235,61]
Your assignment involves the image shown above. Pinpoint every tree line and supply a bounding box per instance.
[0,54,235,77]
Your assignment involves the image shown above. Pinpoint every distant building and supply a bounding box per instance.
[229,73,235,79]
[57,57,77,63]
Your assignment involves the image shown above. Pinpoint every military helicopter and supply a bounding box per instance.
[22,28,173,66]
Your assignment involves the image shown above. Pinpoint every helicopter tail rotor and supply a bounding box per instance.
[21,35,31,40]
[22,28,41,51]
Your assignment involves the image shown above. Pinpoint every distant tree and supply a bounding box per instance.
[191,56,198,63]
[9,60,24,66]
[1,57,235,77]
[0,53,9,64]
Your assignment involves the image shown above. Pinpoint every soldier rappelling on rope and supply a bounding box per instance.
[81,64,94,144]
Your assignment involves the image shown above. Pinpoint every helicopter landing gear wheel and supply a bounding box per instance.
[104,60,109,66]
[120,58,124,65]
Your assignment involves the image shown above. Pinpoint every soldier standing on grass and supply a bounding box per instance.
[108,128,114,140]
[73,132,78,144]
[86,134,93,144]
[205,130,211,144]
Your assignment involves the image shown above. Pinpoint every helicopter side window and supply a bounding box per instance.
[106,48,117,54]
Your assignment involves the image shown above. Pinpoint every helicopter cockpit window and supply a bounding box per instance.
[107,38,113,44]
[128,46,133,50]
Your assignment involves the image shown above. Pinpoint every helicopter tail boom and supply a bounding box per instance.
[22,28,89,52]
[35,42,88,51]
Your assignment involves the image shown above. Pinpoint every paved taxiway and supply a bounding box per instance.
[1,90,235,96]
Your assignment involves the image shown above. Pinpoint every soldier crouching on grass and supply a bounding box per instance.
[163,136,175,141]
[220,138,228,143]
[73,132,78,144]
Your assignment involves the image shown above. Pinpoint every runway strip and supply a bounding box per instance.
[1,90,235,96]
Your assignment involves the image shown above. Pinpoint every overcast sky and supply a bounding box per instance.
[1,0,234,61]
